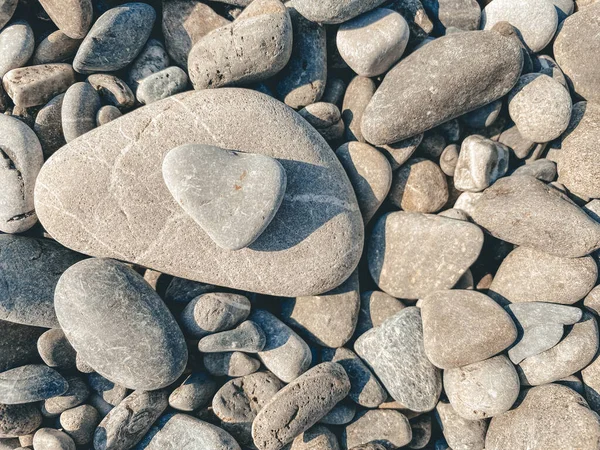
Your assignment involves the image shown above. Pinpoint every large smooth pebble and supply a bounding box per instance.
[0,21,34,78]
[0,365,67,405]
[293,0,387,23]
[38,0,92,38]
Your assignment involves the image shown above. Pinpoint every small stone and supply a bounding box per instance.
[73,3,156,74]
[168,372,217,412]
[61,82,101,143]
[368,212,483,299]
[284,425,339,450]
[0,0,17,29]
[454,135,510,192]
[321,78,345,107]
[534,54,568,88]
[252,362,351,450]
[165,278,217,304]
[34,94,66,158]
[354,307,442,412]
[0,21,34,78]
[32,31,82,65]
[203,352,260,377]
[198,321,266,353]
[422,0,481,33]
[439,144,458,176]
[342,410,412,450]
[41,376,90,418]
[415,131,446,159]
[3,63,75,109]
[75,354,94,374]
[461,99,503,129]
[337,8,409,77]
[126,39,170,94]
[342,76,376,143]
[408,415,432,449]
[87,394,113,419]
[136,66,188,105]
[512,159,557,181]
[498,123,536,159]
[354,291,405,338]
[388,158,449,213]
[37,329,76,371]
[38,0,92,39]
[318,401,356,425]
[508,74,572,143]
[0,365,67,404]
[297,102,344,142]
[60,405,100,446]
[180,292,251,338]
[96,105,122,126]
[435,401,487,450]
[585,285,600,316]
[94,390,168,450]
[0,320,44,373]
[377,135,423,171]
[87,373,127,407]
[33,428,75,450]
[87,74,135,111]
[421,290,517,369]
[0,403,42,438]
[349,445,386,450]
[472,175,600,257]
[292,0,387,23]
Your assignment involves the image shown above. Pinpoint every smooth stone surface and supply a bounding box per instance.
[252,362,351,450]
[377,135,423,171]
[54,258,188,390]
[0,365,67,404]
[368,212,483,299]
[73,3,156,74]
[127,39,170,94]
[554,3,600,102]
[0,404,42,438]
[293,0,387,23]
[486,384,600,450]
[203,351,260,377]
[60,405,100,445]
[444,356,520,420]
[354,291,405,338]
[34,94,66,158]
[318,401,356,425]
[163,144,287,251]
[37,329,76,370]
[388,158,448,213]
[169,372,216,412]
[32,31,82,65]
[0,21,34,78]
[534,54,568,88]
[461,99,502,129]
[87,373,127,406]
[354,307,442,412]
[342,76,376,143]
[490,246,597,305]
[137,66,188,105]
[435,401,487,450]
[421,290,517,369]
[342,410,412,449]
[87,74,135,111]
[512,158,557,181]
[33,428,76,450]
[454,135,509,192]
[94,389,168,450]
[361,30,523,145]
[0,115,43,234]
[422,0,481,33]
[471,175,600,257]
[198,321,265,353]
[281,271,359,348]
[298,102,344,141]
[439,144,459,176]
[3,64,75,108]
[62,82,101,143]
[0,320,44,373]
[337,8,409,77]
[188,0,292,90]
[38,0,92,38]
[0,0,17,29]
[180,292,250,338]
[283,425,339,450]
[35,89,363,297]
[41,376,90,418]
[96,105,122,126]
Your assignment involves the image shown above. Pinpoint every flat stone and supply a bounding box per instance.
[343,410,412,449]
[0,115,43,234]
[60,405,100,446]
[444,355,520,420]
[96,105,122,126]
[34,94,66,158]
[163,144,287,251]
[361,30,522,145]
[73,3,156,74]
[434,401,487,450]
[554,3,600,102]
[87,74,135,111]
[354,307,442,412]
[354,291,405,338]
[490,246,597,305]
[188,0,292,90]
[0,320,44,373]
[87,373,127,406]
[38,0,92,38]
[454,135,509,192]
[422,0,481,33]
[137,66,188,105]
[0,0,17,29]
[0,404,42,438]
[388,158,448,213]
[37,329,76,371]
[32,30,82,65]
[337,8,409,77]
[0,365,67,404]
[293,0,387,23]
[498,122,536,159]
[62,82,101,143]
[252,362,351,450]
[471,175,600,257]
[41,376,90,418]
[33,428,75,450]
[2,64,76,108]
[198,321,266,353]
[342,76,376,143]
[126,39,170,94]
[276,3,327,109]
[507,298,584,330]
[0,21,34,78]
[421,290,517,369]
[34,89,363,297]
[54,258,188,390]
[486,384,600,450]
[204,352,260,377]
[377,135,423,171]
[281,271,359,348]
[368,212,483,299]
[180,292,251,338]
[283,425,339,450]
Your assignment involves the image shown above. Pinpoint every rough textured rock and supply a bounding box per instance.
[368,212,483,299]
[0,0,17,30]
[198,321,265,353]
[203,351,260,377]
[454,135,509,192]
[59,405,100,445]
[342,410,412,449]
[388,158,448,213]
[87,74,135,111]
[252,362,351,450]
[32,31,82,65]
[342,76,376,143]
[293,0,387,23]
[0,403,42,438]
[361,30,523,145]
[54,258,188,390]
[180,292,250,338]
[136,66,188,105]
[0,365,67,405]
[34,93,66,158]
[471,175,600,257]
[354,291,405,338]
[62,82,101,143]
[0,21,34,78]
[0,320,44,373]
[34,89,363,297]
[37,329,76,370]
[41,376,90,418]
[422,0,480,33]
[354,307,442,412]
[435,401,487,450]
[2,64,75,108]
[38,0,92,38]
[126,39,170,94]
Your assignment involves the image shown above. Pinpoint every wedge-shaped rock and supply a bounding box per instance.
[35,89,362,297]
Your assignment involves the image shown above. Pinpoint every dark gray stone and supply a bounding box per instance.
[86,373,127,407]
[87,74,135,111]
[32,31,82,65]
[203,352,260,377]
[180,292,250,338]
[0,320,44,373]
[342,76,376,143]
[96,106,122,126]
[32,428,76,450]
[0,21,34,78]
[422,0,481,33]
[38,0,92,39]
[198,321,266,353]
[321,78,345,107]
[61,82,101,142]
[60,405,100,446]
[168,372,217,412]
[293,0,387,23]
[3,64,76,108]
[0,365,68,404]
[126,39,170,94]
[37,329,77,371]
[461,99,502,129]
[34,93,66,158]
[0,403,42,438]
[41,376,90,418]
[137,66,188,105]
[318,401,356,425]
[165,277,216,304]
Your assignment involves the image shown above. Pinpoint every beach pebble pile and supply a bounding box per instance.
[1,0,600,449]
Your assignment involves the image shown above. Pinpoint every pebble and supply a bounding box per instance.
[377,134,423,170]
[342,76,376,142]
[508,74,572,143]
[354,307,442,412]
[471,175,600,257]
[54,258,188,390]
[252,362,351,450]
[62,82,102,143]
[198,321,266,353]
[75,354,94,374]
[0,21,34,78]
[204,352,260,377]
[554,3,600,102]
[37,329,76,371]
[32,31,82,65]
[422,0,481,33]
[454,135,510,192]
[87,373,127,406]
[0,0,17,29]
[415,132,446,159]
[321,77,345,107]
[490,246,597,305]
[37,0,92,39]
[166,278,217,303]
[163,143,286,251]
[337,8,409,77]
[136,66,188,105]
[180,292,251,338]
[388,158,449,213]
[188,0,292,90]
[73,3,156,74]
[0,403,42,438]
[585,284,600,316]
[348,444,386,450]
[93,389,168,450]
[96,105,122,126]
[409,414,432,449]
[316,401,354,426]
[32,428,75,450]
[276,3,327,109]
[87,394,113,419]
[498,123,536,159]
[368,212,483,299]
[435,401,487,450]
[0,320,44,373]
[486,384,600,450]
[439,144,459,176]
[421,290,517,369]
[3,64,76,108]
[284,425,339,450]
[87,74,135,110]
[41,376,89,418]
[34,94,66,157]
[250,309,312,383]
[0,365,67,404]
[59,405,100,446]
[126,39,170,94]
[297,102,344,142]
[342,410,412,449]
[461,99,503,129]
[280,271,359,348]
[512,158,557,181]
[361,30,523,145]
[292,0,387,24]
[534,54,568,88]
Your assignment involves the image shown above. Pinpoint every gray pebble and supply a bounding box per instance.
[0,0,17,29]
[38,0,92,39]
[408,415,432,449]
[342,76,376,143]
[75,354,94,374]
[318,401,356,425]
[32,428,75,450]
[37,329,76,371]
[59,405,100,446]
[168,372,217,412]
[422,0,481,33]
[342,410,412,450]
[0,21,34,78]
[87,74,135,110]
[454,135,509,192]
[512,158,557,181]
[321,78,345,107]
[388,158,448,213]
[198,321,266,353]
[136,66,188,105]
[377,134,423,171]
[32,31,82,65]
[96,105,122,126]
[415,131,446,159]
[166,277,217,304]
[439,144,459,176]
[88,393,114,418]
[86,373,127,407]
[0,403,42,439]
[461,99,503,129]
[180,292,251,338]
[498,122,536,159]
[61,82,101,143]
[435,401,487,450]
[348,444,387,450]
[41,376,89,418]
[0,365,67,404]
[585,284,600,317]
[534,54,568,88]
[204,352,260,377]
[297,102,344,142]
[34,94,66,158]
[292,0,387,24]
[126,38,170,94]
[354,291,405,338]
[0,320,44,373]
[283,425,339,450]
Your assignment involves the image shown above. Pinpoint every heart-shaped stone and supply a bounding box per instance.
[162,144,287,251]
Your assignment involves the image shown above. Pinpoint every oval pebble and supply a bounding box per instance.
[0,365,67,405]
[96,105,122,126]
[32,31,82,65]
[0,0,17,29]
[59,405,100,446]
[37,329,76,371]
[136,66,188,105]
[342,410,412,449]
[0,21,34,78]
[293,0,387,24]
[168,372,217,412]
[61,82,101,143]
[37,0,92,39]
[454,135,510,192]
[198,321,266,353]
[32,428,75,450]
[203,352,260,377]
[34,93,66,158]
[180,292,251,338]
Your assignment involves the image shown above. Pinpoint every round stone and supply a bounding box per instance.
[168,372,216,412]
[136,66,188,105]
[342,76,376,142]
[96,105,122,126]
[298,102,344,142]
[435,401,487,450]
[0,21,34,78]
[37,329,77,371]
[32,30,82,65]
[60,405,100,446]
[61,82,101,143]
[203,352,260,377]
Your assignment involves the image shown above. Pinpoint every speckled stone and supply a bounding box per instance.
[0,403,42,438]
[96,105,122,126]
[37,329,76,371]
[0,320,44,373]
[422,0,480,33]
[3,63,75,109]
[0,365,67,405]
[342,76,376,143]
[342,410,412,450]
[435,401,487,450]
[54,258,188,390]
[60,405,100,445]
[0,0,17,29]
[87,74,135,111]
[87,373,127,406]
[454,135,509,192]
[408,415,432,449]
[512,158,557,181]
[34,93,65,158]
[32,31,82,65]
[361,30,523,145]
[61,82,101,143]
[354,307,442,412]
[293,0,387,23]
[126,39,170,94]
[377,135,423,171]
[41,376,89,418]
[354,291,405,338]
[0,21,34,78]
[368,212,483,299]
[73,3,156,74]
[298,102,344,142]
[252,362,351,450]
[180,292,250,338]
[585,285,600,317]
[136,66,188,105]
[198,321,266,353]
[283,425,339,450]
[38,0,92,38]
[33,428,75,450]
[204,352,260,377]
